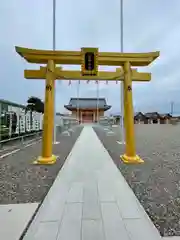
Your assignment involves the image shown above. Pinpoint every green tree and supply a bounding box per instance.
[26,96,44,113]
[26,96,44,131]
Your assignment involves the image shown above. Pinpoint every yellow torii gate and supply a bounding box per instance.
[15,46,159,165]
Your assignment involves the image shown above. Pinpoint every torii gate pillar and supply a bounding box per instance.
[35,60,56,164]
[121,61,143,163]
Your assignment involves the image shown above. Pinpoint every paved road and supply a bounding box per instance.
[0,133,42,158]
[0,138,42,159]
[0,126,77,159]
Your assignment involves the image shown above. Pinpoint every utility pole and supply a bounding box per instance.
[77,80,80,123]
[96,81,99,123]
[53,0,59,144]
[170,101,174,115]
[120,0,125,144]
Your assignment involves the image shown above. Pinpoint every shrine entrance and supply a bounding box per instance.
[15,46,159,165]
[81,112,93,123]
[64,97,111,123]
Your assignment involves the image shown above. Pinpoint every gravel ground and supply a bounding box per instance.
[0,126,83,204]
[94,124,180,237]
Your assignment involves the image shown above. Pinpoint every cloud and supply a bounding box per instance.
[1,0,180,114]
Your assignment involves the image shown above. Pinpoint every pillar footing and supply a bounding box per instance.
[120,154,144,164]
[33,155,57,165]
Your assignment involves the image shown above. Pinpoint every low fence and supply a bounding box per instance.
[0,115,79,148]
[0,131,42,148]
[55,115,79,133]
[56,122,78,134]
[98,117,115,127]
[169,118,180,125]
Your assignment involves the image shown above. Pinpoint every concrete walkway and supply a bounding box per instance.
[23,126,162,240]
[0,203,38,240]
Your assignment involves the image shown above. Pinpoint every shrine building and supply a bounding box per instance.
[64,98,111,123]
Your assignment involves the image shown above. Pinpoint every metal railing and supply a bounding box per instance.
[0,131,42,148]
[56,121,79,134]
[0,118,79,149]
[55,116,79,133]
[98,117,115,127]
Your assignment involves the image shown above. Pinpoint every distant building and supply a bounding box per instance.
[134,112,148,124]
[112,111,178,125]
[56,112,78,126]
[0,99,43,139]
[134,112,173,124]
[64,98,111,123]
[113,114,121,125]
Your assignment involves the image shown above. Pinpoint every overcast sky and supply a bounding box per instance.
[1,0,180,114]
